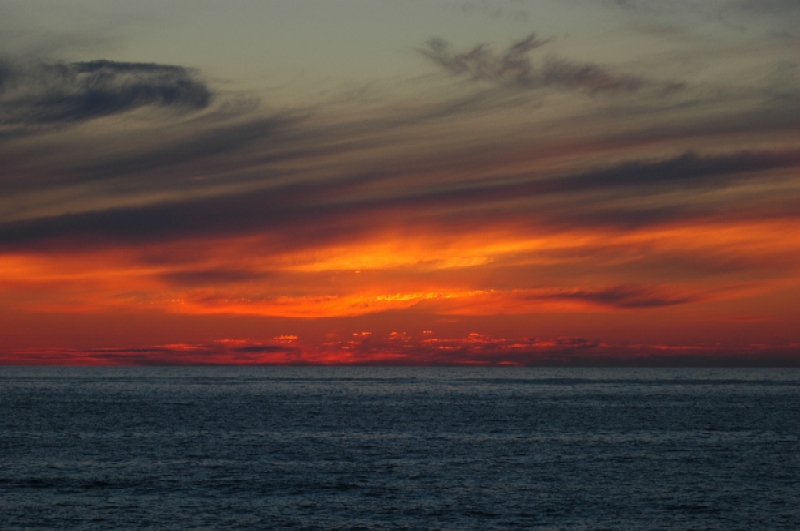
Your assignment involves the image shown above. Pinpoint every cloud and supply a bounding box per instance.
[518,286,697,309]
[0,114,302,198]
[0,340,302,365]
[538,149,800,194]
[0,58,211,129]
[1,148,797,249]
[160,268,269,286]
[420,34,644,93]
[67,117,286,185]
[7,336,797,366]
[540,58,644,92]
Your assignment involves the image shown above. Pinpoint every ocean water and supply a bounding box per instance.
[1,367,798,530]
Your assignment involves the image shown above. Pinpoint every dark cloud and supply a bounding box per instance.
[366,149,800,225]
[231,344,298,354]
[421,34,644,93]
[537,150,800,193]
[292,335,800,367]
[5,338,799,366]
[421,33,548,78]
[540,58,644,92]
[0,116,305,195]
[0,58,211,128]
[69,118,286,185]
[0,341,303,365]
[1,148,798,249]
[0,61,13,91]
[160,268,269,286]
[0,179,350,249]
[520,286,697,309]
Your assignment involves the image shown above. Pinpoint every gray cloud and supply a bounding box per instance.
[160,268,270,286]
[373,149,800,223]
[2,342,302,365]
[1,148,797,251]
[0,115,306,198]
[6,338,799,366]
[70,118,286,184]
[521,286,697,309]
[0,58,211,129]
[421,34,644,93]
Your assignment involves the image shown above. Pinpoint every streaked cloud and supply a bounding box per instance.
[4,335,798,367]
[1,147,797,248]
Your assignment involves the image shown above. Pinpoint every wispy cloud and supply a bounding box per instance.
[4,336,798,367]
[0,58,211,131]
[2,148,796,248]
[1,340,302,366]
[516,286,698,309]
[420,33,645,93]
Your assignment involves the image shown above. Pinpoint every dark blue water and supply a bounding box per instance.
[1,367,798,530]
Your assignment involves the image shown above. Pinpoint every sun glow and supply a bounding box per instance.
[2,218,800,322]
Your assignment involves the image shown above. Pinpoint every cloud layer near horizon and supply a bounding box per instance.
[4,336,798,367]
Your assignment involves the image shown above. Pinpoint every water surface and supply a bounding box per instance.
[1,367,798,529]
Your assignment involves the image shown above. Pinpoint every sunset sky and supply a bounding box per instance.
[1,0,799,365]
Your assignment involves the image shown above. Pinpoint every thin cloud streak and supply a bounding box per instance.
[1,148,797,248]
[4,135,795,259]
[421,33,646,93]
[4,336,798,367]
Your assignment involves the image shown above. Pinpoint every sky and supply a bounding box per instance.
[1,0,799,365]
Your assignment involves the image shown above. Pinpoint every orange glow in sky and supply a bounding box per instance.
[1,4,800,365]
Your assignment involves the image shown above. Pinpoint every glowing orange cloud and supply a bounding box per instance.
[2,218,798,320]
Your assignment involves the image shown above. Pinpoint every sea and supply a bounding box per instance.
[1,367,798,530]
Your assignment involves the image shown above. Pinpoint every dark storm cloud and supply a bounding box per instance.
[0,58,211,128]
[1,148,798,249]
[421,34,644,93]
